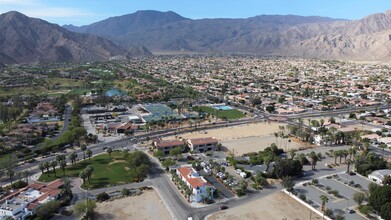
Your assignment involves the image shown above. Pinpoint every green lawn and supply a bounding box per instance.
[38,152,135,189]
[195,106,245,120]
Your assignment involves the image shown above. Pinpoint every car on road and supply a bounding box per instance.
[102,147,108,150]
[219,205,228,210]
[346,208,355,214]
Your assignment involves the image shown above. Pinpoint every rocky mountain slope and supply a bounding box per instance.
[0,11,132,65]
[66,10,391,60]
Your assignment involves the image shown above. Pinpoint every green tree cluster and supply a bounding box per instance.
[124,151,151,182]
[368,185,391,220]
[355,153,387,175]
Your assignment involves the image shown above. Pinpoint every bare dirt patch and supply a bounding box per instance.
[108,160,126,166]
[94,190,171,220]
[207,191,322,220]
[170,122,287,140]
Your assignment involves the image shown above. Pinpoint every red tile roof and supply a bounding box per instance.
[29,183,45,190]
[189,137,218,146]
[177,166,211,189]
[46,179,63,189]
[27,202,40,210]
[155,139,184,148]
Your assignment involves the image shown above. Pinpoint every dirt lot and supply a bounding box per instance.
[221,135,305,155]
[171,122,286,140]
[207,192,322,220]
[167,122,309,155]
[94,190,171,220]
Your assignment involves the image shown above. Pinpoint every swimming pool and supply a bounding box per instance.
[105,88,125,97]
[212,105,233,110]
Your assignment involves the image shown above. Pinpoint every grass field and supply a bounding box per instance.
[195,106,245,120]
[38,152,135,189]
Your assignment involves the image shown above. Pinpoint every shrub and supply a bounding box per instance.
[121,188,130,196]
[312,179,319,184]
[236,189,246,197]
[358,205,373,217]
[329,190,340,197]
[324,208,334,218]
[11,180,28,189]
[299,193,306,201]
[96,192,110,202]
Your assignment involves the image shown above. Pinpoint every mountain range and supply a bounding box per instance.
[65,10,391,61]
[2,10,391,65]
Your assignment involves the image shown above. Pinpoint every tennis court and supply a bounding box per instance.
[142,104,184,122]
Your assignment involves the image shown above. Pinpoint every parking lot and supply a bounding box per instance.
[295,172,373,220]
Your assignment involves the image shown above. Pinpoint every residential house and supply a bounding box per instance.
[187,137,219,153]
[176,166,215,202]
[0,179,63,220]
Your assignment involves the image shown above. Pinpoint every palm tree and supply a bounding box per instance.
[106,147,113,158]
[60,160,67,176]
[85,165,94,184]
[7,169,14,186]
[50,160,58,177]
[349,147,356,160]
[308,151,319,170]
[320,195,329,212]
[39,163,45,174]
[44,161,50,174]
[86,149,92,160]
[81,144,87,160]
[56,154,65,163]
[320,118,325,127]
[342,150,349,163]
[338,150,344,164]
[79,171,87,186]
[333,150,339,165]
[69,152,77,164]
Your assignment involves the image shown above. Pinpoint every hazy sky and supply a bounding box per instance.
[1,0,391,26]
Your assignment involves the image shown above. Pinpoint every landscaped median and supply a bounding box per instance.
[38,151,151,189]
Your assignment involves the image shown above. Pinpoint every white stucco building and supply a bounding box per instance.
[176,166,215,202]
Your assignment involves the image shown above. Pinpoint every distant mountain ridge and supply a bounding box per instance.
[0,11,153,65]
[65,10,391,60]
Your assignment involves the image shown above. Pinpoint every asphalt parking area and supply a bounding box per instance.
[203,175,235,199]
[294,172,374,220]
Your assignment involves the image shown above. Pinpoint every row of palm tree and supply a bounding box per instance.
[80,145,92,160]
[39,159,67,177]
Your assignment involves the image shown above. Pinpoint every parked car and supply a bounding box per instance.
[219,206,229,210]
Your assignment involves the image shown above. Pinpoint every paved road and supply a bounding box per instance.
[51,104,72,142]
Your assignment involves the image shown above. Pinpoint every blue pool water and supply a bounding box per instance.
[213,106,233,110]
[105,88,125,97]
